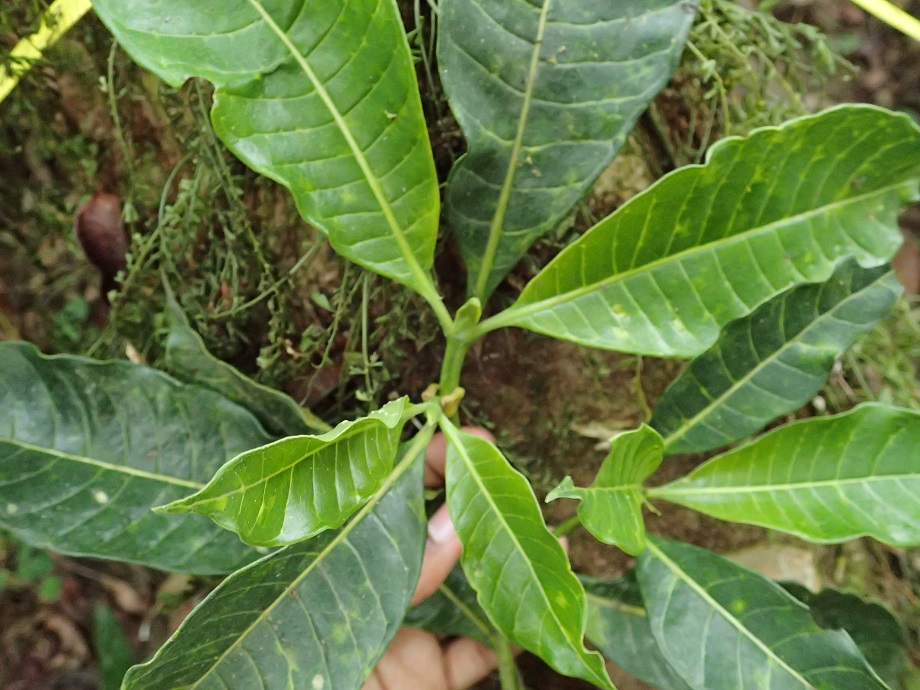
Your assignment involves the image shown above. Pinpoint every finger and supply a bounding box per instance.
[425,427,495,489]
[423,432,448,488]
[362,628,447,690]
[411,504,463,606]
[444,637,499,690]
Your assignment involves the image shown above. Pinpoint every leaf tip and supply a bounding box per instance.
[546,477,579,503]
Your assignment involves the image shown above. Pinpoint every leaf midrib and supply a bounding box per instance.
[652,472,920,498]
[446,423,611,689]
[645,540,816,689]
[245,0,434,295]
[586,592,647,619]
[485,182,907,332]
[474,0,552,299]
[181,418,391,505]
[0,438,203,490]
[660,271,896,449]
[437,583,496,642]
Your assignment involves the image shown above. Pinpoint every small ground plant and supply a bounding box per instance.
[3,1,920,688]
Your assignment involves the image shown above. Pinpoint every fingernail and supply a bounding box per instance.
[427,505,456,544]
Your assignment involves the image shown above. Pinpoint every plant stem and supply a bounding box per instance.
[496,637,524,690]
[438,335,471,399]
[553,514,582,538]
[107,42,140,217]
[361,273,374,406]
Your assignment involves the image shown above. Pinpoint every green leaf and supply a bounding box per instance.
[583,573,693,690]
[439,0,695,299]
[783,584,908,687]
[163,284,330,435]
[586,576,910,690]
[403,564,495,646]
[93,605,134,690]
[0,342,269,574]
[485,105,920,356]
[652,261,902,454]
[92,0,441,297]
[123,444,426,690]
[159,398,411,547]
[638,538,887,690]
[651,403,920,546]
[442,423,615,690]
[546,425,663,555]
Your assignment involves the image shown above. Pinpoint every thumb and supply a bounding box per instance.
[411,504,463,606]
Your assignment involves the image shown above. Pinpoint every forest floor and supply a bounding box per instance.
[1,0,920,688]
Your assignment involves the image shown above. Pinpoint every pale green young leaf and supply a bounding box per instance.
[163,284,330,435]
[652,261,901,454]
[546,425,663,555]
[123,447,426,690]
[651,403,920,546]
[443,424,615,690]
[92,0,441,297]
[487,105,920,356]
[439,0,696,298]
[159,398,410,547]
[638,538,887,690]
[0,342,269,574]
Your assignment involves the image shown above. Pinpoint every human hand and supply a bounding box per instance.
[362,428,498,690]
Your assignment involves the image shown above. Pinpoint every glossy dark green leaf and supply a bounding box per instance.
[583,573,693,690]
[547,425,663,555]
[92,0,441,297]
[783,584,908,687]
[651,404,920,546]
[485,105,920,356]
[123,446,426,690]
[652,261,901,454]
[403,564,495,646]
[0,342,269,574]
[160,398,411,547]
[439,0,695,298]
[443,423,615,690]
[638,538,887,690]
[163,285,330,435]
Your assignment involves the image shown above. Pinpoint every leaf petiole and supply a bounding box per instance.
[552,514,582,539]
[496,637,525,690]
